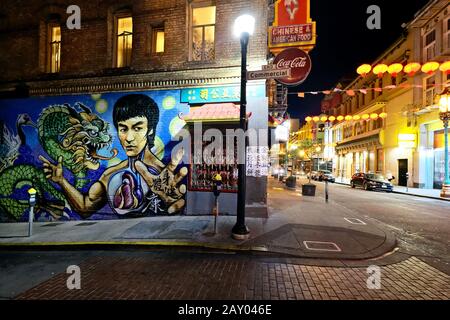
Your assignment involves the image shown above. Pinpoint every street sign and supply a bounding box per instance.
[247,68,291,81]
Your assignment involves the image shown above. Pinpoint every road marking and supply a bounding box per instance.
[344,218,367,225]
[303,241,342,252]
[273,187,284,191]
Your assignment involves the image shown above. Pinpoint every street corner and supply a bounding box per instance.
[242,223,397,262]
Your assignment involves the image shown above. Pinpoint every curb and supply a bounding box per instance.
[0,240,268,253]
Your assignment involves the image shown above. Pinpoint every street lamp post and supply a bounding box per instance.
[232,14,255,240]
[438,87,450,198]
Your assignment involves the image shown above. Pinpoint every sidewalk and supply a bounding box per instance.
[334,177,450,201]
[0,178,397,261]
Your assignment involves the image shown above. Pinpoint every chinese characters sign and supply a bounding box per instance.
[246,147,269,177]
[181,85,265,104]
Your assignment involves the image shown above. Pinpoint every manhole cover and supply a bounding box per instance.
[344,218,366,225]
[41,223,63,227]
[303,241,341,252]
[76,222,97,226]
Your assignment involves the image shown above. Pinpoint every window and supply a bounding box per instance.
[423,76,435,106]
[423,30,436,61]
[191,5,216,61]
[116,16,133,67]
[47,25,61,73]
[153,27,165,53]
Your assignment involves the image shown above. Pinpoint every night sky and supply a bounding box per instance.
[287,0,431,123]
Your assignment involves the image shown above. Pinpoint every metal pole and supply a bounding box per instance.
[28,188,36,237]
[214,196,218,234]
[444,119,449,185]
[232,32,250,240]
[325,180,329,203]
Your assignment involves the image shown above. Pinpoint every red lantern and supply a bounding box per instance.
[373,64,388,78]
[388,63,403,77]
[421,62,439,75]
[404,62,421,77]
[357,64,372,77]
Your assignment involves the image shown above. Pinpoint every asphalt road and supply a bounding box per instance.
[301,178,450,275]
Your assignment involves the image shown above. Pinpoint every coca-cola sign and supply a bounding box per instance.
[273,48,312,86]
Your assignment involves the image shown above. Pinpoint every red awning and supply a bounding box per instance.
[181,103,252,122]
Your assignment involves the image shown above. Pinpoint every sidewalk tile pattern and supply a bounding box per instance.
[16,256,449,300]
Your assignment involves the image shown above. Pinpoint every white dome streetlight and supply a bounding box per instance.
[233,14,255,38]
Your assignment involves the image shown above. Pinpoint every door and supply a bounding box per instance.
[398,159,408,187]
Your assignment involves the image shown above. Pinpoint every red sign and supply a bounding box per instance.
[275,0,310,26]
[271,24,313,45]
[273,48,312,86]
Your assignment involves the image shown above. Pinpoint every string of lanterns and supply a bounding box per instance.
[357,61,449,77]
[293,80,450,98]
[305,112,387,123]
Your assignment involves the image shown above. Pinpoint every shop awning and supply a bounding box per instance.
[181,103,252,122]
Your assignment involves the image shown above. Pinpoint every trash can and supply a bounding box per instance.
[302,183,316,196]
[286,176,297,189]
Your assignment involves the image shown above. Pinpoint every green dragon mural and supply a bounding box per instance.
[0,103,117,221]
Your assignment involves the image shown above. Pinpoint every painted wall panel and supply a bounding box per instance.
[0,90,189,222]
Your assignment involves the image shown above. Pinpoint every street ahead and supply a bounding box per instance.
[292,178,450,275]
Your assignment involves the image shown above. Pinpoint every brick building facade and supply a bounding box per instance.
[0,0,270,222]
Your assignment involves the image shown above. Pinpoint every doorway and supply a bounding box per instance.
[398,159,408,186]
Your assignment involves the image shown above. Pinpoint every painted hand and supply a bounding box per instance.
[40,155,64,184]
[135,149,188,214]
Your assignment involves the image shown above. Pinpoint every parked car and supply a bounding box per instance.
[350,173,393,192]
[317,170,335,183]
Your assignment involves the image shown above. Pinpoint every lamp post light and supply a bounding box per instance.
[438,87,450,198]
[232,14,255,240]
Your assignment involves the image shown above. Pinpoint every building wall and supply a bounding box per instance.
[0,0,268,85]
[408,1,449,189]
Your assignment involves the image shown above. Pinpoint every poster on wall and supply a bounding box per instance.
[0,91,190,222]
[246,146,269,177]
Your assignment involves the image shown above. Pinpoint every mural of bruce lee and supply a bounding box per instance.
[40,94,188,218]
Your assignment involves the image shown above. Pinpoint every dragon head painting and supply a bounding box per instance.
[39,103,118,188]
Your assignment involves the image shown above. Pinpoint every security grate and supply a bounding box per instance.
[303,241,342,252]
